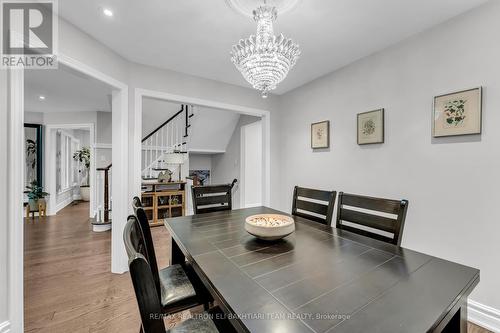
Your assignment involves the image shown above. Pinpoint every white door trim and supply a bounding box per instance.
[7,67,25,333]
[134,88,271,207]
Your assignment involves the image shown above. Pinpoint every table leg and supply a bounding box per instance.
[460,301,468,333]
[171,238,185,265]
[441,296,467,333]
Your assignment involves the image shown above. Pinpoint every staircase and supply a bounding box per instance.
[92,104,194,230]
[142,104,194,179]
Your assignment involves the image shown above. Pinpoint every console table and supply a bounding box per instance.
[141,181,186,227]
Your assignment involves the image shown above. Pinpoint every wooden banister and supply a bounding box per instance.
[142,105,185,142]
[100,104,191,171]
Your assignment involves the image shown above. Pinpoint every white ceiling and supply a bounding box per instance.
[58,0,489,95]
[25,64,113,113]
[143,98,248,153]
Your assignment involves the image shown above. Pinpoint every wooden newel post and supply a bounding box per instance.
[103,168,109,223]
[97,164,112,224]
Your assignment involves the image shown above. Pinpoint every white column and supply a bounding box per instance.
[111,88,129,274]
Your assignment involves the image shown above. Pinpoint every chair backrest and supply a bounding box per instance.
[291,186,337,225]
[191,184,233,214]
[336,192,409,246]
[132,196,142,211]
[132,196,161,297]
[124,216,166,333]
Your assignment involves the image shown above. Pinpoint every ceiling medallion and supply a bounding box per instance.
[230,1,301,98]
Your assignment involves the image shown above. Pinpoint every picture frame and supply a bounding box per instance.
[311,120,330,149]
[357,109,384,145]
[433,87,482,137]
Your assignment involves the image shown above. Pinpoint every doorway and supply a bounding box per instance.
[240,120,263,208]
[136,89,271,214]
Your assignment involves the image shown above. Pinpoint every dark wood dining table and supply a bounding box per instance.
[164,206,479,333]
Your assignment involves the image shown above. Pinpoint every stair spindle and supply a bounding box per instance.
[155,132,159,170]
[149,137,152,178]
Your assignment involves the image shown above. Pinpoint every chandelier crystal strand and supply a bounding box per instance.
[231,4,300,98]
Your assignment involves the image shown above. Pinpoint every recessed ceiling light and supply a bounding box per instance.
[102,8,113,17]
[38,95,46,101]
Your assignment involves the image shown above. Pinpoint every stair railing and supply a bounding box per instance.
[93,104,193,223]
[141,104,193,179]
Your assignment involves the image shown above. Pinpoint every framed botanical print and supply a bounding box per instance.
[357,109,384,145]
[311,120,330,149]
[433,87,482,137]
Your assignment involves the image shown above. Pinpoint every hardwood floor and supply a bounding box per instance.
[24,202,492,332]
[24,201,180,333]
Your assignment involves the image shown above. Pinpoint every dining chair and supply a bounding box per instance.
[191,180,237,214]
[124,216,220,333]
[291,186,337,225]
[132,197,160,288]
[336,192,409,246]
[125,209,206,314]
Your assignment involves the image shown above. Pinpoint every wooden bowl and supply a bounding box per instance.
[245,214,295,241]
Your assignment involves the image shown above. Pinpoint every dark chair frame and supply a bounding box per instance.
[132,197,160,291]
[191,183,234,215]
[291,186,337,225]
[124,216,167,333]
[335,192,409,246]
[132,197,209,314]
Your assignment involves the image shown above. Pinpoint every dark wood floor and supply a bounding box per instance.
[24,202,491,333]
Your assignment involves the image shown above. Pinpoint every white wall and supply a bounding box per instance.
[189,154,212,172]
[189,108,240,153]
[95,112,113,168]
[211,115,261,208]
[142,98,242,154]
[43,110,97,126]
[25,111,43,124]
[96,111,112,144]
[277,0,500,312]
[0,70,9,331]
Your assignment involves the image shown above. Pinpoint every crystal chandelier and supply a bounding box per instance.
[230,2,300,98]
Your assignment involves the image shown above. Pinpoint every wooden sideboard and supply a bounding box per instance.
[141,181,186,227]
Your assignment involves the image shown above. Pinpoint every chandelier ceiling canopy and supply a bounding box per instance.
[230,1,300,98]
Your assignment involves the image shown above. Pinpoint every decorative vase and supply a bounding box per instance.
[28,198,38,211]
[80,186,90,201]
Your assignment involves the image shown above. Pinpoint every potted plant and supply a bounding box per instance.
[73,147,91,201]
[27,181,49,211]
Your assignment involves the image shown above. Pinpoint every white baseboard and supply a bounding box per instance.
[0,321,10,333]
[469,300,500,332]
[93,223,112,232]
[243,203,262,208]
[55,197,73,213]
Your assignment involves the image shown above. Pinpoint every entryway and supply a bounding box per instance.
[240,119,263,208]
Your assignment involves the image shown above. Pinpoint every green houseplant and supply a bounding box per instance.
[27,181,49,211]
[73,147,91,201]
